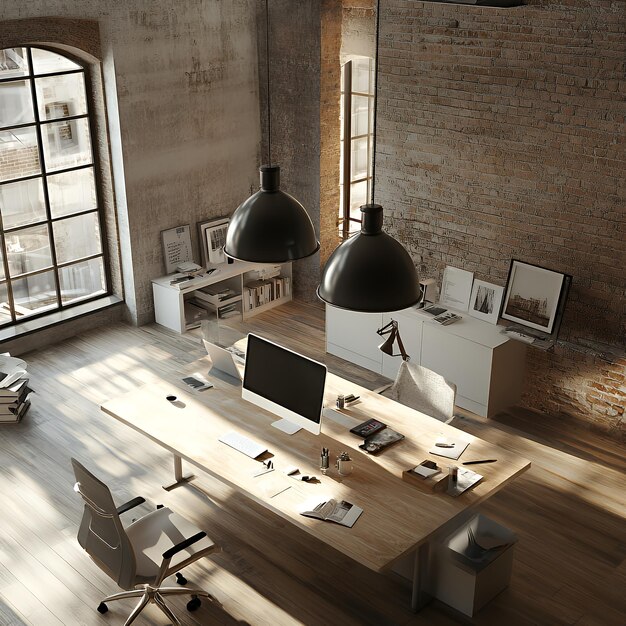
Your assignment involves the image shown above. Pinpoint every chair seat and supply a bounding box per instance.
[125,507,217,583]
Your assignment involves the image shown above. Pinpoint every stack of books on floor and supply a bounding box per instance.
[0,354,32,424]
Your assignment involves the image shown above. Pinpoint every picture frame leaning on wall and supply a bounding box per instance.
[468,280,504,325]
[501,260,569,334]
[197,217,230,267]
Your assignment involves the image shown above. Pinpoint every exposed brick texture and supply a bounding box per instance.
[327,1,625,434]
[320,0,342,267]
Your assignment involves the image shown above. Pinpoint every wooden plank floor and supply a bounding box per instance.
[0,300,624,625]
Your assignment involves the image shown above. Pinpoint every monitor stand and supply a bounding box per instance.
[271,419,302,435]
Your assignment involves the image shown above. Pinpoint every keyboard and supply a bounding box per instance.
[218,431,267,459]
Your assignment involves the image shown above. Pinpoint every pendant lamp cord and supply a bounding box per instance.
[371,0,381,204]
[265,0,272,166]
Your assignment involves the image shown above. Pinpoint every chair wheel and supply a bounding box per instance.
[175,572,188,585]
[187,596,201,611]
[97,602,108,614]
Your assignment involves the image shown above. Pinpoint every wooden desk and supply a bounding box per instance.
[101,359,530,610]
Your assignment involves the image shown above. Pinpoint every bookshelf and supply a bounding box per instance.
[152,261,292,333]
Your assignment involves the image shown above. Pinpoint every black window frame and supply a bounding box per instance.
[339,58,375,241]
[0,45,111,327]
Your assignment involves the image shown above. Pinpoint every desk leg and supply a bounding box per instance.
[162,454,196,491]
[411,542,431,612]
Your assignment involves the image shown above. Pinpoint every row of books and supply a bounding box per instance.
[0,354,32,423]
[244,275,291,310]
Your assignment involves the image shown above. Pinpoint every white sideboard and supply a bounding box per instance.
[153,261,292,333]
[326,306,526,418]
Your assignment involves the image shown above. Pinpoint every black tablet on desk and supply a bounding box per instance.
[349,418,386,438]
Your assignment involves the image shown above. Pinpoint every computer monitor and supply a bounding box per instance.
[242,333,327,435]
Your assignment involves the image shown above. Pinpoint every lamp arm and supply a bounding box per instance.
[376,319,397,337]
[395,330,410,361]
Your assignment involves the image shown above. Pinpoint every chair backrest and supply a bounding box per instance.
[388,361,456,423]
[71,458,136,589]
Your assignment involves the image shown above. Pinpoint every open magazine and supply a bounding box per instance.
[300,497,363,528]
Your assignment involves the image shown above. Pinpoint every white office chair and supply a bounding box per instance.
[382,360,457,424]
[71,458,219,625]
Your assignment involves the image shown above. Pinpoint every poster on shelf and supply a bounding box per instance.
[439,266,474,311]
[161,225,193,274]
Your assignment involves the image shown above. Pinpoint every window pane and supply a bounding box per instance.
[0,178,46,229]
[35,73,87,121]
[6,224,52,276]
[31,48,80,75]
[53,212,101,264]
[352,58,372,94]
[349,180,368,221]
[41,117,92,172]
[0,283,11,323]
[48,168,96,218]
[11,270,57,317]
[59,257,105,304]
[0,126,41,182]
[351,95,370,137]
[0,80,35,129]
[350,136,369,181]
[0,48,29,80]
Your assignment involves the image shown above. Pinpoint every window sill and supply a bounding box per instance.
[0,295,123,343]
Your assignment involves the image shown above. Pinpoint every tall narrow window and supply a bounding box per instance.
[339,57,375,240]
[0,46,108,325]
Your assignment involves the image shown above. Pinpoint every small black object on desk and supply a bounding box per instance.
[462,459,497,465]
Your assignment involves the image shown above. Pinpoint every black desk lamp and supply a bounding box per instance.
[377,320,409,361]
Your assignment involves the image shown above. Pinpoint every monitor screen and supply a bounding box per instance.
[242,334,327,434]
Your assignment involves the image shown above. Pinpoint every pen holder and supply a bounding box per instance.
[320,452,330,475]
[335,452,353,476]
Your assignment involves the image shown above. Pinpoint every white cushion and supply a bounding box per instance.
[125,507,217,582]
[388,361,456,423]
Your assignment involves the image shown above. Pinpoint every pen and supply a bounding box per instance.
[462,459,497,465]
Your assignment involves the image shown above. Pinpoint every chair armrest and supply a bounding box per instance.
[162,531,207,560]
[116,496,146,515]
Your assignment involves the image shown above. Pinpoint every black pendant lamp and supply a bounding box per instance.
[224,0,319,263]
[317,0,419,312]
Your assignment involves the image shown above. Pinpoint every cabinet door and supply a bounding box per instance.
[326,306,383,372]
[381,312,423,379]
[421,324,491,406]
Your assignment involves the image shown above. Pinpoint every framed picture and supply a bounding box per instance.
[439,266,474,311]
[197,217,229,267]
[501,260,568,334]
[161,224,193,274]
[468,280,504,325]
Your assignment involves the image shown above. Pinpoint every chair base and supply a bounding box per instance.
[101,583,211,626]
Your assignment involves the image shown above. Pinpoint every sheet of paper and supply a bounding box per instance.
[429,436,470,460]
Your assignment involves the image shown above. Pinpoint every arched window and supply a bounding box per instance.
[0,46,108,326]
[339,57,375,240]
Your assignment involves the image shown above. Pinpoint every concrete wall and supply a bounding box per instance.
[1,0,261,326]
[257,0,322,301]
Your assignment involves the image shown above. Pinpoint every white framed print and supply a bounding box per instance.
[468,280,504,324]
[161,224,193,274]
[439,266,474,311]
[197,217,229,267]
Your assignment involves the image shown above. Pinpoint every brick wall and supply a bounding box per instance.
[320,0,342,267]
[359,1,625,434]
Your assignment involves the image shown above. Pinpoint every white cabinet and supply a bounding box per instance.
[153,261,292,333]
[326,307,383,372]
[325,305,526,418]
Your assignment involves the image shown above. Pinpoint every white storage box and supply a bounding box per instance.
[433,514,517,617]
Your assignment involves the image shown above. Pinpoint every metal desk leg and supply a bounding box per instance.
[411,542,432,612]
[162,454,196,491]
